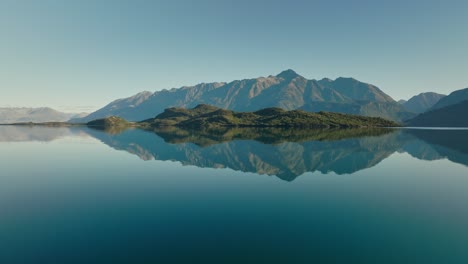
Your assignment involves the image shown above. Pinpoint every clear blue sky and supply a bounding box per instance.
[1,0,467,112]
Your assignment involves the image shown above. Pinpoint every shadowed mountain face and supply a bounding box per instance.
[84,127,468,181]
[404,87,468,127]
[406,100,468,127]
[430,87,468,111]
[72,70,412,123]
[401,92,446,114]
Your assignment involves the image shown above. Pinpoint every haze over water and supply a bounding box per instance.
[1,126,468,263]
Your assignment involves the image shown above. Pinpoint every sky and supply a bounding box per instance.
[0,0,467,112]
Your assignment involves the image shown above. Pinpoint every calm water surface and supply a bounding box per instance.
[1,126,468,263]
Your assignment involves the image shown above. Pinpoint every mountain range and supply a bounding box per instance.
[3,69,461,127]
[406,88,468,127]
[406,100,468,127]
[0,107,86,124]
[71,70,415,123]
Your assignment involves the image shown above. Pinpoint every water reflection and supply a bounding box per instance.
[95,128,403,181]
[0,125,84,142]
[1,126,467,181]
[3,126,466,181]
[404,129,468,166]
[2,125,468,263]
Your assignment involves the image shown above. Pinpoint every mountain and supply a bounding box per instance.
[72,70,413,123]
[405,100,468,127]
[405,87,468,127]
[299,100,414,122]
[0,107,81,124]
[401,92,446,113]
[429,87,468,111]
[143,104,400,128]
[71,91,153,122]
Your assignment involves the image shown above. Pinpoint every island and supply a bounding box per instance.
[139,104,400,129]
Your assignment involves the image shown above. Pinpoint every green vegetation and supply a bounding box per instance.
[142,104,400,129]
[86,116,139,134]
[87,116,132,128]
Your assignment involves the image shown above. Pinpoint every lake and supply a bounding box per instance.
[1,126,468,263]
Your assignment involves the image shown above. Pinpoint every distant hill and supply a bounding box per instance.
[405,100,468,127]
[401,92,446,113]
[429,87,468,111]
[0,107,81,124]
[143,104,400,129]
[71,70,413,123]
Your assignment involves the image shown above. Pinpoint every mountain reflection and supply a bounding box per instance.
[404,129,468,166]
[2,126,468,181]
[86,127,400,181]
[85,127,468,181]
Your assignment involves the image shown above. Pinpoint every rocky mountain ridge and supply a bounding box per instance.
[71,70,413,123]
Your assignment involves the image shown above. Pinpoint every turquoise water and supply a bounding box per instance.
[1,126,468,263]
